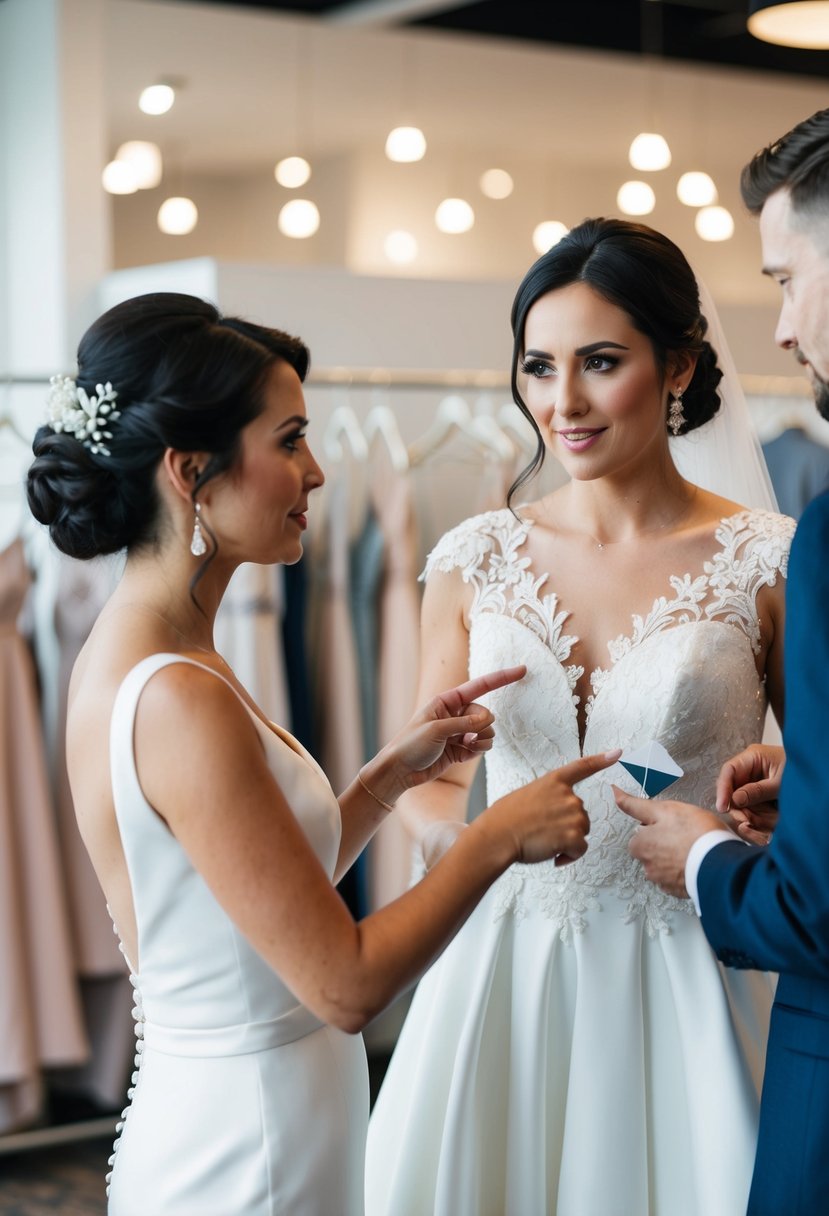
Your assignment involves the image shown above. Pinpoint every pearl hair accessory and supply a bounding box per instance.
[45,374,121,456]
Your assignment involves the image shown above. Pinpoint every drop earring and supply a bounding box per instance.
[668,387,686,436]
[190,502,207,556]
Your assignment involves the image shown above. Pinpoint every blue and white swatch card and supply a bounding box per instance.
[619,740,683,798]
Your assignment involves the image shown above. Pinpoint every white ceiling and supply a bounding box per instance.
[107,0,828,176]
[100,0,829,332]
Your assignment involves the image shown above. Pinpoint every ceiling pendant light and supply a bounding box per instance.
[480,168,514,200]
[676,171,718,207]
[748,1,829,48]
[695,205,735,242]
[102,160,138,195]
[384,230,418,265]
[532,221,569,254]
[275,156,311,189]
[385,126,427,163]
[278,199,320,239]
[435,198,474,234]
[629,132,671,171]
[116,141,163,190]
[617,181,656,216]
[157,197,198,235]
[139,83,176,115]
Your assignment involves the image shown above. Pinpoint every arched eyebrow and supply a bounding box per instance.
[274,414,308,432]
[574,341,629,356]
[523,341,629,359]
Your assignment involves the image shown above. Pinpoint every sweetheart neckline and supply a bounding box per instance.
[471,612,759,755]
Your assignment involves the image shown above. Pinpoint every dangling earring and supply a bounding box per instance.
[668,387,686,436]
[189,502,207,557]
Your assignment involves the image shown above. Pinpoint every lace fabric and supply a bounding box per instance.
[425,507,795,938]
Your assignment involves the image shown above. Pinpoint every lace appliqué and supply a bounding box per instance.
[424,508,794,938]
[424,511,584,699]
[704,510,794,654]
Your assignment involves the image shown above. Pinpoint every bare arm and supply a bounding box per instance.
[136,664,615,1034]
[394,568,482,858]
[334,664,525,879]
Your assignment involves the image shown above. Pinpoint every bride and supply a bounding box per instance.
[365,218,794,1216]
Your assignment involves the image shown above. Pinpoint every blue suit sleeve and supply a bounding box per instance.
[698,491,829,976]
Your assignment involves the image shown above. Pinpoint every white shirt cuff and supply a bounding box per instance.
[685,830,743,915]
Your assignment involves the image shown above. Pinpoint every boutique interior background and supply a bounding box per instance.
[0,0,827,1172]
[98,0,826,373]
[0,0,826,385]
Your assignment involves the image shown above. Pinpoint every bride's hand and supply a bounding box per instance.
[385,665,527,792]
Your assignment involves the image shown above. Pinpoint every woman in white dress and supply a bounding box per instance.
[365,218,795,1216]
[25,293,619,1215]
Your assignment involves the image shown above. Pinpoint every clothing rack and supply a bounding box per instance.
[309,368,813,397]
[2,370,813,395]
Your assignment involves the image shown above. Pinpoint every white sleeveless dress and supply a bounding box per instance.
[366,507,795,1216]
[106,654,368,1215]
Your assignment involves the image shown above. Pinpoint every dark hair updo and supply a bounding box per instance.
[27,292,309,561]
[508,217,724,499]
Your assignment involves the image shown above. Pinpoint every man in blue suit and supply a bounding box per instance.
[614,107,829,1216]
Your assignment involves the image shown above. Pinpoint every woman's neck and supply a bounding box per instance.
[113,546,238,653]
[555,464,697,546]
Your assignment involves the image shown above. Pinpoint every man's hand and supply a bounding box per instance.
[716,744,785,846]
[612,787,724,898]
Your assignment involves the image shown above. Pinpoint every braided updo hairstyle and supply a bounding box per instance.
[508,217,723,502]
[27,292,309,561]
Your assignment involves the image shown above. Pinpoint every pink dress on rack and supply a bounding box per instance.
[0,538,87,1133]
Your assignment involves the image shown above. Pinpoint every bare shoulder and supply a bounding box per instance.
[691,487,794,535]
[514,487,569,530]
[689,487,749,527]
[420,563,471,633]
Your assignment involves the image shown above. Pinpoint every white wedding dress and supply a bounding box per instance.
[106,654,368,1215]
[366,507,794,1216]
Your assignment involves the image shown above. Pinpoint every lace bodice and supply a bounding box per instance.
[424,507,795,937]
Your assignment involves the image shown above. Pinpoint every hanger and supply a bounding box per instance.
[323,402,369,463]
[320,398,370,542]
[408,395,509,467]
[363,395,408,473]
[472,393,517,462]
[497,402,539,456]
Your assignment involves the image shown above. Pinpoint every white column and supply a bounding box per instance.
[0,0,110,383]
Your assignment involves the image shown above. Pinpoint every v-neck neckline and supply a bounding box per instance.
[469,509,759,753]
